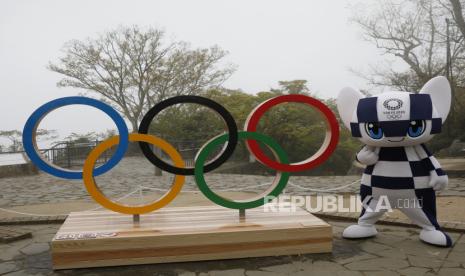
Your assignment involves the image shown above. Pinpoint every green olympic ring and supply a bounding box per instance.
[195,131,290,209]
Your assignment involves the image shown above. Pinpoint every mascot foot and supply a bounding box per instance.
[342,225,377,239]
[419,230,452,247]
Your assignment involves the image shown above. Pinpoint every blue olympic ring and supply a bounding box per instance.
[22,96,129,179]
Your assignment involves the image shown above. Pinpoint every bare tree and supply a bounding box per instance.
[448,0,465,37]
[351,0,465,91]
[49,26,235,131]
[0,129,57,152]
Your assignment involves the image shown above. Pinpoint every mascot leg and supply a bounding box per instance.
[399,188,452,247]
[343,197,386,239]
[343,185,385,239]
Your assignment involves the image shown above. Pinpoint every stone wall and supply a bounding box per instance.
[0,163,38,178]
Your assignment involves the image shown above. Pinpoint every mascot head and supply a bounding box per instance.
[337,76,451,147]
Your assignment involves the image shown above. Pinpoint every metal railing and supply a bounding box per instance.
[40,140,114,169]
[0,136,242,170]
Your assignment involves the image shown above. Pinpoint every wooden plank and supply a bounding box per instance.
[61,209,317,225]
[51,205,332,269]
[57,214,322,232]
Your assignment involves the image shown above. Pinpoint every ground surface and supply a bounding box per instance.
[0,154,26,166]
[0,156,465,275]
[1,157,465,228]
[1,157,465,209]
[0,220,464,276]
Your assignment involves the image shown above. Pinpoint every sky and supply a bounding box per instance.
[0,0,388,147]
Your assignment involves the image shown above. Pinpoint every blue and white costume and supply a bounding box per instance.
[337,76,452,247]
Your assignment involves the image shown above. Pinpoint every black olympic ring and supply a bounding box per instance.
[138,95,239,175]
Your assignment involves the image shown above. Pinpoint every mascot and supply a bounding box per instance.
[336,76,452,247]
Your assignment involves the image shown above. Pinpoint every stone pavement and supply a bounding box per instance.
[0,220,464,276]
[1,157,465,208]
[0,156,464,275]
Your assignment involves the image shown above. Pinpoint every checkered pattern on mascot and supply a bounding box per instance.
[336,76,452,247]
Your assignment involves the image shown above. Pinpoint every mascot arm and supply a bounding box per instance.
[414,144,448,191]
[356,145,379,166]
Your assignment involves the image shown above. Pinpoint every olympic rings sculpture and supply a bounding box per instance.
[23,94,339,214]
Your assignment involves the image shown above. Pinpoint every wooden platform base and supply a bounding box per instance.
[51,205,332,269]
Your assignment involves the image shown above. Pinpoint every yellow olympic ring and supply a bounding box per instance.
[82,133,185,214]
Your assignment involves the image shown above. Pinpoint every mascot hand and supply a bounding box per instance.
[428,171,448,191]
[357,146,379,165]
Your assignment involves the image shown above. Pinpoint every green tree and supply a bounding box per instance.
[149,83,360,175]
[271,80,310,94]
[63,132,99,145]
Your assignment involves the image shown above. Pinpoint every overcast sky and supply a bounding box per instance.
[0,0,388,146]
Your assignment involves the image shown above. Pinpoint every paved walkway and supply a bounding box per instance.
[1,157,465,208]
[0,157,464,275]
[0,220,464,275]
[0,153,26,166]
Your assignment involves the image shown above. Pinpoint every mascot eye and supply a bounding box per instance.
[365,122,383,139]
[407,120,426,138]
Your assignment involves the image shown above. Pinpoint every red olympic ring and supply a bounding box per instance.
[244,94,339,172]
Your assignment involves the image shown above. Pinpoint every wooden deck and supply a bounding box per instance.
[51,205,332,269]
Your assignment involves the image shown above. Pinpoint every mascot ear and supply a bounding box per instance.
[337,87,364,129]
[419,76,451,123]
